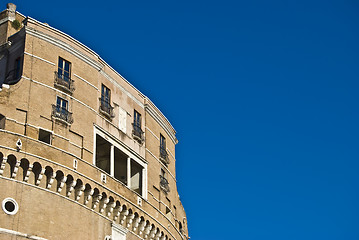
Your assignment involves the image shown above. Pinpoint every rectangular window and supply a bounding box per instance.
[58,57,71,82]
[134,110,141,127]
[0,114,5,129]
[99,84,114,118]
[95,135,111,174]
[56,97,68,114]
[160,134,166,150]
[130,160,143,194]
[52,96,72,124]
[101,84,111,105]
[94,129,147,198]
[38,129,52,144]
[132,110,143,143]
[160,168,170,193]
[159,134,169,165]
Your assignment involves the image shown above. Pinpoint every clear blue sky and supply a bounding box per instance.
[12,0,359,239]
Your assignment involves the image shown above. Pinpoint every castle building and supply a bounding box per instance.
[0,3,188,240]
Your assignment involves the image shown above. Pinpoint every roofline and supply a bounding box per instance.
[22,15,177,139]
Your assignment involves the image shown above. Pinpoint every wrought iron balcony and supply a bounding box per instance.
[132,123,144,143]
[99,98,114,119]
[160,175,170,193]
[54,71,75,93]
[51,105,73,124]
[159,146,170,165]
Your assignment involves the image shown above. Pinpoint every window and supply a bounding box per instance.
[56,97,68,113]
[55,57,74,93]
[94,128,147,198]
[38,129,52,144]
[132,110,143,143]
[159,134,169,165]
[52,97,73,124]
[57,57,71,82]
[160,168,170,193]
[0,114,5,129]
[99,84,114,118]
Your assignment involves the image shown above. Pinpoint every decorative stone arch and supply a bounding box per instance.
[106,196,115,217]
[113,200,122,221]
[65,174,76,197]
[73,178,85,201]
[178,221,183,234]
[17,158,30,181]
[55,170,66,193]
[44,166,55,189]
[99,192,109,214]
[132,212,141,232]
[91,188,102,210]
[31,162,43,185]
[5,154,17,178]
[83,183,93,205]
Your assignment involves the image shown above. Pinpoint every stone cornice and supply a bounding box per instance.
[145,100,178,145]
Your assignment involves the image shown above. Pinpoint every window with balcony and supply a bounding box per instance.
[132,110,143,143]
[52,96,73,124]
[160,168,170,194]
[159,134,169,165]
[94,129,147,198]
[99,84,114,119]
[55,57,74,93]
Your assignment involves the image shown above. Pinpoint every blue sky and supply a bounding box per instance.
[11,0,359,239]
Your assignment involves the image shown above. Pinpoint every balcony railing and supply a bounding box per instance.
[132,123,144,143]
[160,175,170,193]
[99,98,114,119]
[159,146,170,165]
[54,71,75,93]
[51,105,73,124]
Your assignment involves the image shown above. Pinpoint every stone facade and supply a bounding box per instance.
[0,3,188,240]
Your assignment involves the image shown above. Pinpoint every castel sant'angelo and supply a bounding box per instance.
[0,3,188,240]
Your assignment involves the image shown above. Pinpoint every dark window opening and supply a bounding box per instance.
[38,129,51,144]
[95,133,145,196]
[0,114,5,129]
[52,97,73,124]
[159,134,169,165]
[95,135,111,174]
[114,147,127,184]
[99,84,114,118]
[57,57,71,82]
[130,160,143,195]
[132,110,143,143]
[160,168,170,193]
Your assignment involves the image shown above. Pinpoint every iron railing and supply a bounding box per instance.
[54,71,75,93]
[51,105,73,124]
[99,98,114,119]
[160,175,170,193]
[132,123,144,143]
[159,146,170,165]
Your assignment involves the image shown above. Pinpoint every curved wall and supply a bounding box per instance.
[0,5,188,240]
